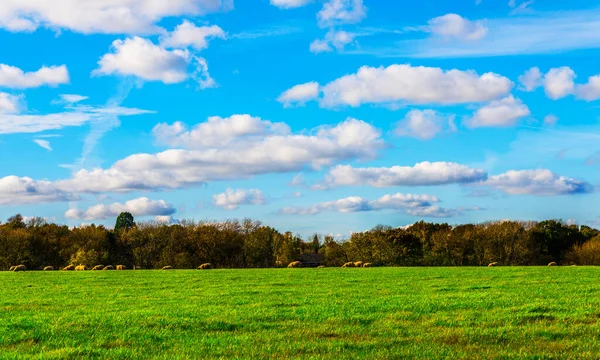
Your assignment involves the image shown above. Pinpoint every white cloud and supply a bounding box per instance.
[518,67,542,91]
[57,94,88,104]
[93,37,215,87]
[0,101,153,134]
[394,109,455,140]
[0,64,68,89]
[0,0,231,34]
[0,176,77,205]
[310,30,355,53]
[277,81,320,106]
[482,169,593,195]
[155,215,178,224]
[315,64,513,107]
[544,67,575,100]
[317,162,487,189]
[0,92,23,114]
[280,193,462,218]
[576,75,600,101]
[160,20,225,50]
[65,197,176,220]
[428,14,488,41]
[153,114,290,148]
[33,139,52,151]
[464,95,530,128]
[270,0,313,9]
[543,114,558,126]
[317,0,366,28]
[213,188,265,210]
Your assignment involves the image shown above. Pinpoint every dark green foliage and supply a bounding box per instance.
[114,212,135,232]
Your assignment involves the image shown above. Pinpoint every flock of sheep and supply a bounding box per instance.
[6,263,213,272]
[7,261,562,271]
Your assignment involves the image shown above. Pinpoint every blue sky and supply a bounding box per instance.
[1,0,599,237]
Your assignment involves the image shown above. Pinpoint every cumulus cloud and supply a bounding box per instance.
[93,37,215,87]
[544,67,576,100]
[518,67,543,91]
[317,0,366,28]
[65,197,176,220]
[0,64,68,89]
[428,14,488,41]
[33,139,52,151]
[153,114,290,148]
[0,176,77,205]
[160,20,225,50]
[213,188,265,210]
[0,0,231,34]
[0,92,23,114]
[394,109,456,140]
[270,0,313,9]
[309,64,513,107]
[316,162,487,189]
[576,75,600,101]
[280,193,463,218]
[464,95,530,128]
[309,30,355,53]
[277,81,320,106]
[482,169,593,195]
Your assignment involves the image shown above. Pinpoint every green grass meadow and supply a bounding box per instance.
[2,267,600,359]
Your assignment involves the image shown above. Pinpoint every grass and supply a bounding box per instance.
[1,267,600,359]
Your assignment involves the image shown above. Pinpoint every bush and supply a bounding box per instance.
[566,236,600,265]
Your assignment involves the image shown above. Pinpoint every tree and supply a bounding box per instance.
[115,212,135,232]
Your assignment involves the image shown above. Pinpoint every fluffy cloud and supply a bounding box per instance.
[317,162,487,189]
[544,67,576,100]
[576,75,600,101]
[0,92,23,113]
[0,64,68,89]
[153,114,290,148]
[160,21,225,50]
[518,67,542,91]
[270,0,313,9]
[280,193,462,218]
[309,64,513,107]
[482,169,593,195]
[394,109,456,140]
[277,81,320,106]
[33,139,52,151]
[93,37,215,87]
[0,0,231,34]
[428,14,488,41]
[309,30,355,53]
[213,188,265,210]
[317,0,366,28]
[0,176,77,205]
[65,197,176,220]
[0,100,153,134]
[464,95,530,128]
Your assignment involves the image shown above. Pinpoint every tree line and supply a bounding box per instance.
[1,212,599,270]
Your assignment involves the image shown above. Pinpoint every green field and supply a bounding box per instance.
[2,267,600,359]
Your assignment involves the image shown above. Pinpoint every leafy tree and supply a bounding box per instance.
[115,212,135,232]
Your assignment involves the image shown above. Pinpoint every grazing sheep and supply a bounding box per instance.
[63,265,75,271]
[342,262,355,268]
[317,265,325,268]
[134,266,141,270]
[354,261,364,268]
[548,262,558,266]
[488,262,498,267]
[75,265,86,271]
[198,263,212,270]
[13,265,26,272]
[43,266,54,271]
[116,265,127,270]
[102,265,114,271]
[363,263,373,268]
[275,261,283,268]
[9,266,15,271]
[288,261,302,268]
[92,265,104,271]
[162,266,173,270]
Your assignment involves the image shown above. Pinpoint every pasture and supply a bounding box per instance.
[2,267,600,359]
